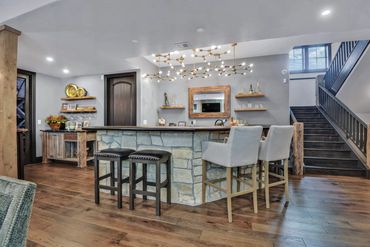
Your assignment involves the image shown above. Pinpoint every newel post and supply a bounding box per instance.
[293,122,304,176]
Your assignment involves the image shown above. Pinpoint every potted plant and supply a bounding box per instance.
[45,115,68,131]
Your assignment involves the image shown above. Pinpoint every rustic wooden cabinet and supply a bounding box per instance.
[42,130,96,168]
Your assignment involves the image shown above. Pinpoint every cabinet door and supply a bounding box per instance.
[47,133,64,159]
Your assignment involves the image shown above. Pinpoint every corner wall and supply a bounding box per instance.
[336,46,370,123]
[35,73,64,156]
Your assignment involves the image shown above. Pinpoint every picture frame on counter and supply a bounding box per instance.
[178,121,186,127]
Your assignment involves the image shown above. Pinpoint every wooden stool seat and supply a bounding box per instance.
[128,150,171,216]
[94,148,135,208]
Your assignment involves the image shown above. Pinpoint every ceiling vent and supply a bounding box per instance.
[174,42,191,50]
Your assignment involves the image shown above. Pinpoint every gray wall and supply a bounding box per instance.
[60,57,159,126]
[336,46,370,123]
[35,73,64,156]
[156,54,290,126]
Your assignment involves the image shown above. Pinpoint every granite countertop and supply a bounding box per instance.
[83,125,270,132]
[41,129,93,132]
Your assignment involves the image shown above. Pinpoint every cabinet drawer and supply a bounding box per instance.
[64,133,77,141]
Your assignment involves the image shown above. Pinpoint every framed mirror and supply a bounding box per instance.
[188,85,230,118]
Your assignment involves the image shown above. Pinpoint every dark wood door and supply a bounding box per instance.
[105,73,137,126]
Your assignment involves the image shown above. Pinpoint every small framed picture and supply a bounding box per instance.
[178,121,186,127]
[61,103,68,111]
[83,121,90,127]
[67,104,77,111]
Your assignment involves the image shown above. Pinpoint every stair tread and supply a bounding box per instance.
[304,165,364,171]
[304,148,351,152]
[304,156,358,161]
[304,141,344,144]
[304,134,339,136]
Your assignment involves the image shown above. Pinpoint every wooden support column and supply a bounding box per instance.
[0,25,21,178]
[293,122,304,176]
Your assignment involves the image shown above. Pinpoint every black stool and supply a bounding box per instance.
[94,148,135,208]
[128,150,171,216]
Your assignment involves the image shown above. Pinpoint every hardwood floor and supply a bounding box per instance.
[25,163,370,247]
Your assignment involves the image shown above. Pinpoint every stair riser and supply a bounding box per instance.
[293,113,323,118]
[296,118,328,123]
[303,123,332,128]
[304,159,358,168]
[305,129,336,134]
[304,167,365,177]
[304,142,348,149]
[304,135,341,141]
[305,149,354,158]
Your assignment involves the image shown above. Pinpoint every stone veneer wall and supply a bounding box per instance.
[97,130,252,206]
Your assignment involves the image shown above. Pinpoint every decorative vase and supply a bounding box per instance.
[49,123,61,131]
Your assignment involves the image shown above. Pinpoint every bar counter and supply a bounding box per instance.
[85,125,256,206]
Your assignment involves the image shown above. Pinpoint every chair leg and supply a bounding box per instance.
[142,163,147,200]
[129,161,135,210]
[258,161,263,189]
[117,159,123,209]
[166,158,171,204]
[264,161,270,209]
[236,167,241,192]
[226,167,233,223]
[284,159,289,206]
[156,161,161,216]
[110,161,115,195]
[94,157,100,204]
[201,160,207,204]
[252,164,258,214]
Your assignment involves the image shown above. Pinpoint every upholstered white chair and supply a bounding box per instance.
[202,126,263,223]
[259,125,294,208]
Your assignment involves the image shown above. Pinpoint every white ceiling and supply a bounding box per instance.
[0,0,59,23]
[4,0,370,77]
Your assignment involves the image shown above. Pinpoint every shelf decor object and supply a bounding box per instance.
[45,115,68,130]
[235,92,265,98]
[64,83,89,98]
[234,107,267,112]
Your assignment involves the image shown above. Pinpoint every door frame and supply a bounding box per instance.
[104,71,137,126]
[17,69,37,163]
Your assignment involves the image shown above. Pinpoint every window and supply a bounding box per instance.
[289,44,331,73]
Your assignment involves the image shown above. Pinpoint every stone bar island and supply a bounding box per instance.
[85,126,235,206]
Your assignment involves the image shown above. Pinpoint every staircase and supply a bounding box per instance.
[291,106,366,177]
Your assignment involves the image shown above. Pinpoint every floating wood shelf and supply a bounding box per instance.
[61,96,96,101]
[234,108,267,112]
[160,105,185,109]
[235,92,265,98]
[60,109,97,113]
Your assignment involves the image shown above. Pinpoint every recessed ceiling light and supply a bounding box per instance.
[196,27,205,33]
[321,9,332,16]
[46,56,54,62]
[131,39,139,44]
[62,68,70,74]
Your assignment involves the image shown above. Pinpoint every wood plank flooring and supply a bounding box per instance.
[25,163,370,247]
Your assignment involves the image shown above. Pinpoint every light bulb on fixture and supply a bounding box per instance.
[250,63,254,67]
[241,62,246,66]
[159,70,163,74]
